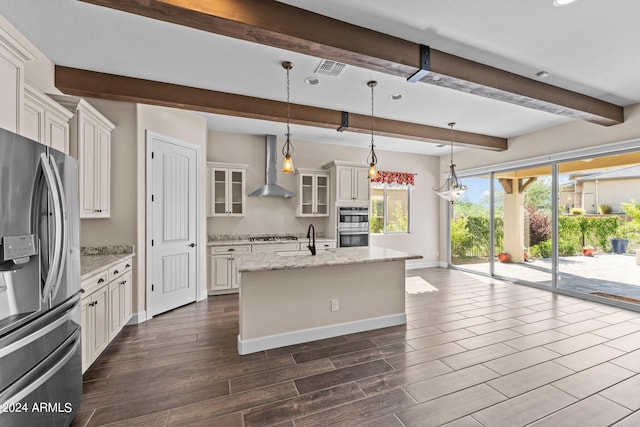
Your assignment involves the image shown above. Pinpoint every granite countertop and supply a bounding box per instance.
[208,237,335,247]
[235,246,422,273]
[80,246,135,280]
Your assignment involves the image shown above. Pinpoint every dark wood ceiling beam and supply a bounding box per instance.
[55,66,507,151]
[79,0,623,126]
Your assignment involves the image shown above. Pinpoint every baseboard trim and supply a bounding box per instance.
[128,311,147,325]
[406,261,445,269]
[237,313,407,355]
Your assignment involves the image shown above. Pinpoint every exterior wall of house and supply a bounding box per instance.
[580,178,640,213]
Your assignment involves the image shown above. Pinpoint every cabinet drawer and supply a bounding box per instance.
[108,258,133,281]
[316,241,336,250]
[210,245,251,255]
[81,270,108,296]
[253,243,300,252]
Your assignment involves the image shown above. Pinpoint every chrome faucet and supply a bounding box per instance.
[306,224,316,255]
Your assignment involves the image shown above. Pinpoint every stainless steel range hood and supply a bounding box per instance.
[248,135,296,198]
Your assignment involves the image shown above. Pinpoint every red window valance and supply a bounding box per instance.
[371,171,415,186]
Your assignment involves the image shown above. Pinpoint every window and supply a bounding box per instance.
[370,182,411,234]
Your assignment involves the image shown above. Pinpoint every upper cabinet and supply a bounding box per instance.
[323,161,370,205]
[50,95,115,218]
[207,162,248,217]
[0,26,35,133]
[296,168,329,217]
[22,82,73,154]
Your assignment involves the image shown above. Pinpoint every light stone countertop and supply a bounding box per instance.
[81,253,134,280]
[208,238,335,247]
[235,246,422,273]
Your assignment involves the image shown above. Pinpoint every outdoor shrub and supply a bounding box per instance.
[451,217,473,258]
[527,207,551,246]
[530,241,552,258]
[559,240,580,256]
[599,203,613,214]
[570,208,584,215]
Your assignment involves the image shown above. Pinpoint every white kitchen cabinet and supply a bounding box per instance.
[81,284,109,373]
[49,95,115,218]
[107,261,133,341]
[336,165,369,203]
[207,162,248,217]
[297,169,329,217]
[0,26,34,134]
[22,82,73,153]
[322,161,370,205]
[209,245,251,292]
[81,255,134,372]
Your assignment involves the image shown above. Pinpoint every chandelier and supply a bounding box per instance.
[433,122,467,202]
[367,80,379,180]
[281,61,295,173]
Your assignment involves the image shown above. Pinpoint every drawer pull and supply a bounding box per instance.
[79,288,85,294]
[227,248,235,252]
[98,278,105,284]
[125,264,130,268]
[113,270,119,275]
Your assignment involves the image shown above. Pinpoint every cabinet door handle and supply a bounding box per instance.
[79,288,85,294]
[187,243,196,247]
[121,280,126,285]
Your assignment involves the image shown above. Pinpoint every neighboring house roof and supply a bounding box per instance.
[575,165,640,182]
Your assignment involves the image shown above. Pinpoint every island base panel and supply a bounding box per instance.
[237,260,406,354]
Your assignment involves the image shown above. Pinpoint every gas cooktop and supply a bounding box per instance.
[249,235,298,242]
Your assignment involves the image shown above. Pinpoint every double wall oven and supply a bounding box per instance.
[337,206,369,247]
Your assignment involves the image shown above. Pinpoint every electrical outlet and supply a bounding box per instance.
[331,299,339,312]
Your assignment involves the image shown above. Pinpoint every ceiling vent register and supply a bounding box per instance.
[315,59,346,77]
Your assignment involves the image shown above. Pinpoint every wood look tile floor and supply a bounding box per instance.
[73,268,640,427]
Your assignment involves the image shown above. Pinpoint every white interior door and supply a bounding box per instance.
[148,132,198,317]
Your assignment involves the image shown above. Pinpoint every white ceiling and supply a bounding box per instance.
[1,0,639,156]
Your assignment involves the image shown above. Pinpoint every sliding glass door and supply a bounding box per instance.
[450,147,640,309]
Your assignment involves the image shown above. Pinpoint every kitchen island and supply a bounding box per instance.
[234,246,422,354]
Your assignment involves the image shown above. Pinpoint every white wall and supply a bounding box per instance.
[208,130,441,266]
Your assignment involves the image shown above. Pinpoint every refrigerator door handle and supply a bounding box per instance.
[0,329,80,408]
[38,153,64,303]
[48,154,68,300]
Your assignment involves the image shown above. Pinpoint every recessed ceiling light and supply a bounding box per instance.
[304,77,320,85]
[390,93,403,100]
[536,71,550,79]
[553,0,578,7]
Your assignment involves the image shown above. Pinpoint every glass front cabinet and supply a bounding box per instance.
[296,169,329,217]
[207,162,248,217]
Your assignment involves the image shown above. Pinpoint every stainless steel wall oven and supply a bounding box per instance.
[337,207,369,247]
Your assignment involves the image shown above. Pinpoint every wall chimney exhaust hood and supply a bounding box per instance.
[248,135,296,198]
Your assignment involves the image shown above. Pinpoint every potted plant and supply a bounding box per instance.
[582,245,594,256]
[610,226,629,254]
[497,252,510,263]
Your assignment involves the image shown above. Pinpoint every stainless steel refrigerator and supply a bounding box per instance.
[0,128,81,426]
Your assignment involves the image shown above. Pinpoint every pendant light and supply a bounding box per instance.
[281,61,295,173]
[367,80,379,180]
[433,122,467,203]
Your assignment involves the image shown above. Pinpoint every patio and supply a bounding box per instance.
[459,253,640,304]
